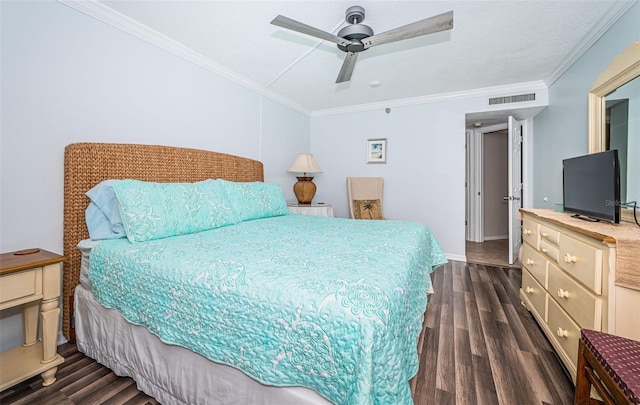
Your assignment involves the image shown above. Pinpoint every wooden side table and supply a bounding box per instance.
[0,249,65,391]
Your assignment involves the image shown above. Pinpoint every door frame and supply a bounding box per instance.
[466,119,532,242]
[466,122,508,242]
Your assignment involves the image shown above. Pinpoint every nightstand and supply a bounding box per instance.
[0,249,65,390]
[288,203,334,217]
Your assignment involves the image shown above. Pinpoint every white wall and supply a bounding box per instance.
[260,98,311,202]
[0,0,309,350]
[532,2,640,208]
[310,91,547,261]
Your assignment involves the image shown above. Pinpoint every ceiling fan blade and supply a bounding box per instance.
[336,52,358,83]
[362,10,453,49]
[271,15,353,47]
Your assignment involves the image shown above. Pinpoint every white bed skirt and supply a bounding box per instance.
[74,285,332,405]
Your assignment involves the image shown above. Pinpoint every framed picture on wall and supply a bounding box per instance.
[366,138,387,164]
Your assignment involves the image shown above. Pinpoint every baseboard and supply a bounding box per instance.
[445,253,467,262]
[483,235,508,241]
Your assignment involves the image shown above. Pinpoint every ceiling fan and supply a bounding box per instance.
[271,6,453,84]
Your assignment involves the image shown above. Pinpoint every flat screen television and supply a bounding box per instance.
[562,150,620,223]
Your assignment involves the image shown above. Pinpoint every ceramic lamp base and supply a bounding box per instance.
[293,177,316,204]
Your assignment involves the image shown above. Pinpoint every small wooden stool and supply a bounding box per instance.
[575,329,640,405]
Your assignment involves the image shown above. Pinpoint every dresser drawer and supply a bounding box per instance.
[539,224,560,246]
[539,239,559,263]
[559,234,603,294]
[521,244,548,288]
[522,218,539,248]
[0,267,43,306]
[548,261,602,330]
[522,270,547,322]
[547,297,581,374]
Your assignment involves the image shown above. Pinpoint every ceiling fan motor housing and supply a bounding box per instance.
[338,6,373,53]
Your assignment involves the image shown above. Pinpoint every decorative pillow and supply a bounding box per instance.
[85,180,126,240]
[353,199,383,220]
[217,180,289,222]
[113,179,239,243]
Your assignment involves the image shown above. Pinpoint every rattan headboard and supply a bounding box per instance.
[62,142,264,339]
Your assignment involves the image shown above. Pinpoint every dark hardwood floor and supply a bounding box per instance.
[414,261,574,404]
[1,261,574,405]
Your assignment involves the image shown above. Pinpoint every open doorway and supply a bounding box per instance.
[483,129,509,240]
[465,119,523,268]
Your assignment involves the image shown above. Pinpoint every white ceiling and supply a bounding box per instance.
[79,1,634,119]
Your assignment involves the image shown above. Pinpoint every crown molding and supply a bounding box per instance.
[545,1,637,87]
[58,0,311,116]
[310,81,548,117]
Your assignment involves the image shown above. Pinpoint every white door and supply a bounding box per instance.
[507,116,523,264]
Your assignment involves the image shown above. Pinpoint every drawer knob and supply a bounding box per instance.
[524,229,532,235]
[564,253,577,263]
[542,232,549,238]
[556,328,569,338]
[541,248,549,253]
[526,258,535,266]
[525,286,534,294]
[557,289,569,299]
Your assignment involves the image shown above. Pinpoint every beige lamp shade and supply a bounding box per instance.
[287,153,323,175]
[287,153,322,205]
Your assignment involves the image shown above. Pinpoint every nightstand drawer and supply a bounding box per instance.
[522,218,539,248]
[522,243,547,288]
[559,234,603,294]
[548,261,602,329]
[0,267,43,307]
[522,270,547,322]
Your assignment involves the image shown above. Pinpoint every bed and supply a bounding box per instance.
[62,142,447,405]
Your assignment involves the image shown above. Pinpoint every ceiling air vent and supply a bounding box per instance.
[489,93,536,105]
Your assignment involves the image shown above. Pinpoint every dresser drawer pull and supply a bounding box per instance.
[523,228,532,235]
[542,232,549,238]
[557,288,569,299]
[526,258,536,266]
[541,248,549,253]
[563,253,577,263]
[556,328,569,338]
[525,286,534,294]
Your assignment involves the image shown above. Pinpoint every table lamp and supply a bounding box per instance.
[287,153,323,204]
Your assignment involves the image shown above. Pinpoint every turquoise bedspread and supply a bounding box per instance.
[89,214,447,404]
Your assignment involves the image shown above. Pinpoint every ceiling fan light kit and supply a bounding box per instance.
[271,6,453,83]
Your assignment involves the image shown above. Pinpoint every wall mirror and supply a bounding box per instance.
[588,42,640,223]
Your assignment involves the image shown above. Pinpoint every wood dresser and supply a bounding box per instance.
[519,209,640,383]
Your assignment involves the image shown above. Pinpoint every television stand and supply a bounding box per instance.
[571,214,601,222]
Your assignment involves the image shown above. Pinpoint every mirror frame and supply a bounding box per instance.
[588,42,640,223]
